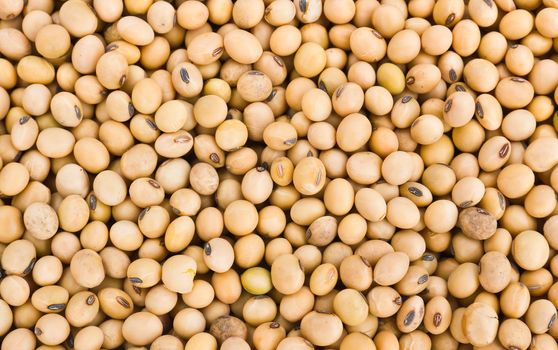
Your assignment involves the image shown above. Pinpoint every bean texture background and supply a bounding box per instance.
[0,0,558,349]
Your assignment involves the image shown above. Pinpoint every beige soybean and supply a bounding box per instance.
[224,29,263,64]
[462,302,499,347]
[333,289,369,326]
[374,252,410,286]
[310,263,338,296]
[126,258,162,288]
[443,91,475,128]
[162,254,197,294]
[447,262,479,299]
[23,202,58,240]
[34,313,70,346]
[512,230,549,271]
[204,238,235,273]
[122,312,163,346]
[264,0,296,26]
[59,0,98,37]
[294,42,327,78]
[74,326,104,350]
[117,16,154,46]
[271,254,304,295]
[336,113,372,152]
[300,311,343,347]
[70,249,105,289]
[525,299,557,334]
[478,251,512,293]
[498,318,532,350]
[386,197,420,229]
[396,295,425,333]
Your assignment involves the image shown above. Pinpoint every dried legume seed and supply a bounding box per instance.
[0,1,556,349]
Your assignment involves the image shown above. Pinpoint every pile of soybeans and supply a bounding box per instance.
[1,0,558,349]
